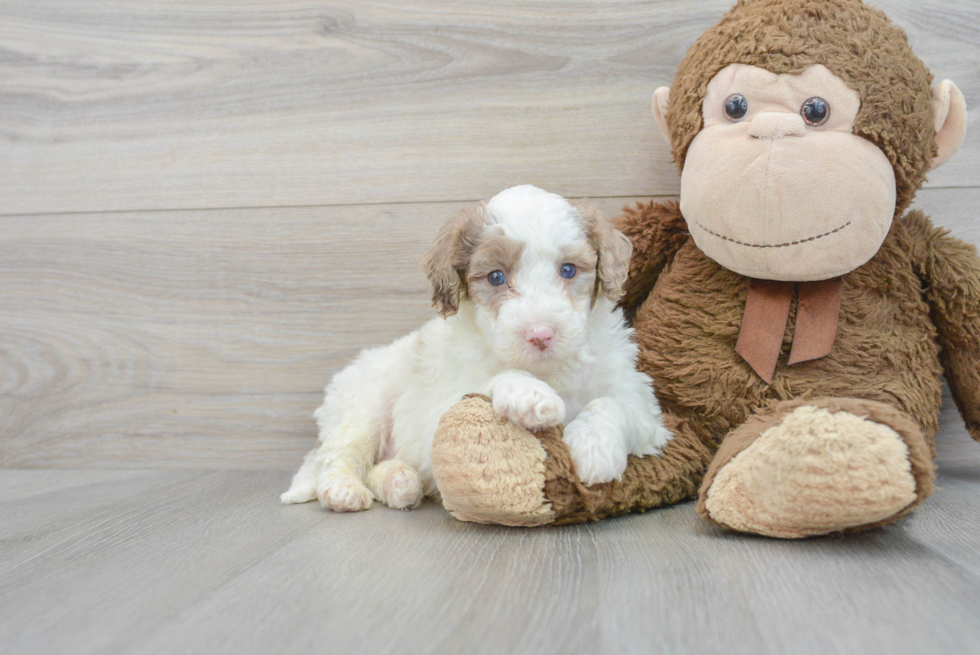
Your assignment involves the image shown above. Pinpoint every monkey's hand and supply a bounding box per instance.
[612,200,690,321]
[906,211,980,442]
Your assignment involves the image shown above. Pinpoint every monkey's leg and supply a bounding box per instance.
[431,395,711,527]
[697,397,935,539]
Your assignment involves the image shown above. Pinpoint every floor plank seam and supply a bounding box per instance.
[0,187,974,219]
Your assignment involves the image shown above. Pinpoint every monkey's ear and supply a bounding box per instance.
[652,86,672,147]
[931,80,968,170]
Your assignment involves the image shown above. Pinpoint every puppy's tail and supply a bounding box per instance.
[280,448,319,504]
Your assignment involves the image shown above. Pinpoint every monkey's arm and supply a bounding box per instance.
[905,211,980,441]
[612,200,690,317]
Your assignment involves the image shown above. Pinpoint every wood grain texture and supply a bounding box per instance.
[1,0,977,215]
[0,196,641,468]
[0,405,978,655]
[3,3,980,652]
[2,190,977,469]
[597,394,980,655]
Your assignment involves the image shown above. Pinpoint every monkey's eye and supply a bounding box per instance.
[488,270,506,286]
[801,97,830,126]
[724,94,748,121]
[559,263,577,279]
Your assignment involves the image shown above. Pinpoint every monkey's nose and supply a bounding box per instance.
[748,112,806,139]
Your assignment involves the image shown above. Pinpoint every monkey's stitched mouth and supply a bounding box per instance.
[693,220,851,249]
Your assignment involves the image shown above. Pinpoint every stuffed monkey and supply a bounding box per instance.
[430,0,977,537]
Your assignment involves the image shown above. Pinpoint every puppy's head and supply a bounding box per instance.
[420,185,632,371]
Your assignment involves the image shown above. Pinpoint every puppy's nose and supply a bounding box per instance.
[747,112,806,139]
[524,326,555,351]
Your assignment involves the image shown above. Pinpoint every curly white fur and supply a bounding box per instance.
[282,185,672,511]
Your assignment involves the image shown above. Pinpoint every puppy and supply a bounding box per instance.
[281,185,672,512]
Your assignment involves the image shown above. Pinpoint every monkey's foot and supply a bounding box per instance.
[697,398,935,539]
[431,395,709,527]
[431,395,557,527]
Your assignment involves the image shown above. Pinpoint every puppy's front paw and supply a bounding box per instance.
[492,376,566,431]
[317,470,374,512]
[562,412,629,485]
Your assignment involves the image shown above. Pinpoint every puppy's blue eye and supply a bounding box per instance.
[488,270,506,286]
[560,263,576,279]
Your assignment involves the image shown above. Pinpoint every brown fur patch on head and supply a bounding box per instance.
[419,202,486,317]
[667,0,935,216]
[558,240,600,308]
[466,232,524,314]
[574,201,633,301]
[467,233,525,280]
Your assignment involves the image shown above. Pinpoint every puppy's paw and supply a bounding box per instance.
[492,375,566,431]
[562,411,629,485]
[317,470,374,512]
[367,460,424,510]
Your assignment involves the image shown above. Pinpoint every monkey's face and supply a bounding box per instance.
[678,64,896,281]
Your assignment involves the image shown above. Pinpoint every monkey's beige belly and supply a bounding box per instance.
[634,235,943,453]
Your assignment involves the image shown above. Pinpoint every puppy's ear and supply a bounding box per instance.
[419,203,485,317]
[576,201,633,302]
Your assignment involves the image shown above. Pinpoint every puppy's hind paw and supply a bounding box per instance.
[317,470,374,512]
[492,376,566,431]
[367,460,424,510]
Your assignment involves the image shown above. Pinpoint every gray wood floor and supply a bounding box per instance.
[2,1,980,653]
[3,395,980,654]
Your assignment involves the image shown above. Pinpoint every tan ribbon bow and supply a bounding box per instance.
[735,278,843,384]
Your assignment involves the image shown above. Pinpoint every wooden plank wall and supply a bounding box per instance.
[1,0,978,468]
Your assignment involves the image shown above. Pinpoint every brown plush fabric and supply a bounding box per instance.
[613,200,690,321]
[696,397,935,537]
[431,394,556,527]
[706,412,917,537]
[667,0,935,217]
[559,203,975,533]
[431,205,971,530]
[636,214,945,460]
[539,412,713,525]
[429,0,980,535]
[431,395,713,526]
[904,211,980,442]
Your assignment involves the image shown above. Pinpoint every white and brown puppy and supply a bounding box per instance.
[281,185,671,512]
